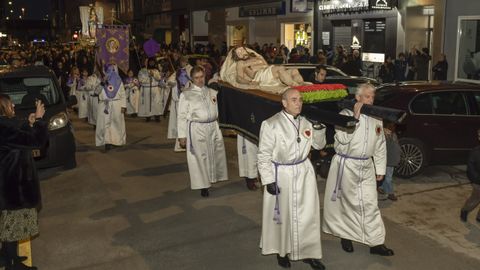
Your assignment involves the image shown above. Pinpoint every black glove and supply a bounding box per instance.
[266,183,280,195]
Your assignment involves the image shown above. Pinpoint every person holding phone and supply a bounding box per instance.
[0,95,47,270]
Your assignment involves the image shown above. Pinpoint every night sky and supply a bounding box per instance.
[10,0,50,20]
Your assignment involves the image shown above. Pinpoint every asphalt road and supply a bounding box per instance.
[26,114,480,270]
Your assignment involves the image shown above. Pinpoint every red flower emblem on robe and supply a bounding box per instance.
[304,129,311,138]
[376,125,382,136]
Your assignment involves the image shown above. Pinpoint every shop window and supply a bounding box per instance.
[456,16,480,82]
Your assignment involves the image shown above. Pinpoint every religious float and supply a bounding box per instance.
[212,47,406,142]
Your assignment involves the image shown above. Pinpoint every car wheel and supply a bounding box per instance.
[396,138,427,178]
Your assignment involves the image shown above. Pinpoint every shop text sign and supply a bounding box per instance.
[369,0,395,10]
[239,2,286,17]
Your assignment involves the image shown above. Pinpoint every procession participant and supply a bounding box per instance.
[237,134,259,191]
[66,67,80,109]
[323,83,394,256]
[85,73,102,127]
[177,66,228,197]
[167,57,191,152]
[96,64,127,152]
[138,58,164,122]
[124,69,140,116]
[76,68,89,120]
[257,88,326,270]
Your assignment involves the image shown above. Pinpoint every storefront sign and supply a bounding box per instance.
[362,52,385,63]
[363,19,386,58]
[369,0,395,10]
[291,0,313,13]
[351,35,361,49]
[239,1,286,17]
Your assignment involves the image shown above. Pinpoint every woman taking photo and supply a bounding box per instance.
[0,94,47,270]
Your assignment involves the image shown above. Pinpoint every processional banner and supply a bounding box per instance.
[96,25,130,74]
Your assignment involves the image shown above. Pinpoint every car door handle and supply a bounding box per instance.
[423,122,439,127]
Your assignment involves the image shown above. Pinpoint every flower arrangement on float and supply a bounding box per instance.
[293,84,348,103]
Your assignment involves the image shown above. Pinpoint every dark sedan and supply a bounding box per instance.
[375,81,480,178]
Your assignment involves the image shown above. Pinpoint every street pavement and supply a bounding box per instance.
[26,114,480,270]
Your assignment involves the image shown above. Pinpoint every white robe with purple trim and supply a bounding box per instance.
[257,111,326,260]
[138,68,164,117]
[177,84,228,189]
[323,109,387,246]
[95,84,127,146]
[237,134,258,179]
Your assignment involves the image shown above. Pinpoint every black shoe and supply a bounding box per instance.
[200,188,209,197]
[302,259,325,270]
[276,254,291,268]
[245,178,258,191]
[145,117,151,122]
[341,238,354,253]
[370,244,394,256]
[155,116,160,122]
[460,210,468,222]
[476,217,480,223]
[105,144,112,152]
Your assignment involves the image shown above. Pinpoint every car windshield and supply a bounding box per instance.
[0,77,60,109]
[326,68,347,77]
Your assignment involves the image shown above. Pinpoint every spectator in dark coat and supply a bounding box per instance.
[0,94,47,270]
[461,129,480,223]
[432,53,448,80]
[379,56,395,83]
[394,53,407,82]
[415,47,431,80]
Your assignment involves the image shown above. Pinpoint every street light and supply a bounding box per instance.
[21,8,25,18]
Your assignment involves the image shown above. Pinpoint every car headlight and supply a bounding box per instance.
[49,112,69,131]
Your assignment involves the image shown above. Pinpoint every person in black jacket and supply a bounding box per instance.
[0,94,47,270]
[432,53,448,80]
[461,129,480,223]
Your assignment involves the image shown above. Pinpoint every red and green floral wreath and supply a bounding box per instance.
[293,84,348,103]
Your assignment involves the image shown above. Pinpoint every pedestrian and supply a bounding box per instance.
[257,88,326,270]
[415,47,431,80]
[379,56,395,83]
[460,128,480,223]
[76,68,89,120]
[177,66,228,197]
[95,64,127,152]
[138,57,164,122]
[0,95,47,270]
[85,73,102,127]
[378,121,401,201]
[323,83,394,256]
[432,53,448,80]
[394,53,407,82]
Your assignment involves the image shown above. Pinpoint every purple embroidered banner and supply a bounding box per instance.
[96,25,130,74]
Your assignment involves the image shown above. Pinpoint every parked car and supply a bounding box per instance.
[374,81,480,178]
[0,65,77,169]
[283,63,379,94]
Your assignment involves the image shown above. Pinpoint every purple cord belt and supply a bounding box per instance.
[271,157,308,224]
[188,119,217,154]
[331,153,370,201]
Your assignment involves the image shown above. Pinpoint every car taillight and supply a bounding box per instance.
[48,112,68,130]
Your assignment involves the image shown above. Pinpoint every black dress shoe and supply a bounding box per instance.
[145,117,151,122]
[276,254,291,268]
[302,259,325,270]
[460,210,468,222]
[476,217,480,223]
[370,244,394,256]
[200,188,209,197]
[341,238,354,253]
[6,262,38,270]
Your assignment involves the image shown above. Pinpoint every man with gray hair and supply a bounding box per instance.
[323,83,394,256]
[257,88,327,269]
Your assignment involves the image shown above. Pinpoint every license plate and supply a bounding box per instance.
[32,149,41,157]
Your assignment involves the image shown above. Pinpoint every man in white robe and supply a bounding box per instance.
[323,83,394,256]
[237,134,259,190]
[138,58,164,122]
[76,70,89,119]
[96,65,127,151]
[177,66,228,197]
[257,88,326,270]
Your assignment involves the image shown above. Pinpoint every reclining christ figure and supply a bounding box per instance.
[219,46,305,91]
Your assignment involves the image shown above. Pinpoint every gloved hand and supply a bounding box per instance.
[266,183,280,195]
